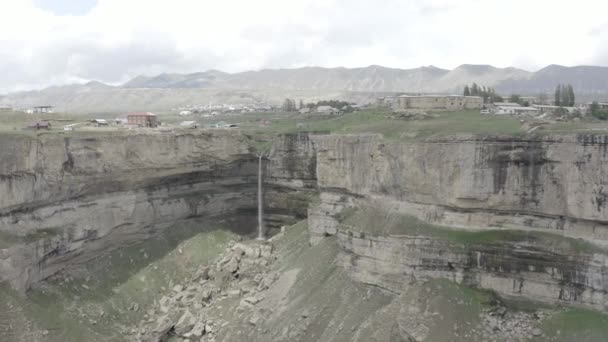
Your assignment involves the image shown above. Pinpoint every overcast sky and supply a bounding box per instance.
[1,0,608,93]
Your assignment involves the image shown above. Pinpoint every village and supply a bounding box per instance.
[2,84,608,136]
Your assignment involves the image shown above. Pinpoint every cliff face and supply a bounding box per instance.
[264,133,320,226]
[0,131,259,291]
[310,134,608,245]
[308,134,608,310]
[0,132,318,292]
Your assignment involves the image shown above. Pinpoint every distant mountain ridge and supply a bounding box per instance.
[2,64,608,113]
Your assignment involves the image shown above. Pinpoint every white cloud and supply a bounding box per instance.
[1,0,607,92]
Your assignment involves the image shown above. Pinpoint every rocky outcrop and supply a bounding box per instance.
[310,134,608,246]
[336,211,608,310]
[264,133,320,228]
[308,133,608,311]
[133,239,278,342]
[0,131,259,291]
[0,131,318,292]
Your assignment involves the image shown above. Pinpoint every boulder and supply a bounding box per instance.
[225,256,239,274]
[175,310,197,336]
[183,321,206,339]
[144,315,175,342]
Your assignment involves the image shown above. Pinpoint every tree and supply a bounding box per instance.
[566,84,575,106]
[554,85,562,106]
[471,83,479,96]
[463,85,470,96]
[299,99,304,110]
[590,101,600,114]
[538,93,548,104]
[510,94,521,104]
[282,98,296,112]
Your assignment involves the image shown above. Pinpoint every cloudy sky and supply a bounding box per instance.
[1,0,608,93]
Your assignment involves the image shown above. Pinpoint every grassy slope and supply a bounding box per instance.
[340,206,606,254]
[0,218,241,342]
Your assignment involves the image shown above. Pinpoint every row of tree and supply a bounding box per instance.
[282,99,355,112]
[306,100,352,110]
[463,83,503,103]
[554,84,575,107]
[463,83,577,108]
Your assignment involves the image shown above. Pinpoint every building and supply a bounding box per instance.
[532,105,578,114]
[27,121,51,130]
[179,121,198,128]
[495,106,539,115]
[91,119,109,126]
[376,96,400,108]
[493,102,520,107]
[316,106,339,114]
[394,95,483,111]
[127,112,158,127]
[33,106,54,114]
[0,105,12,112]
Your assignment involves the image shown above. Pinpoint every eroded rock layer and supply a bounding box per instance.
[308,134,608,311]
[0,132,318,292]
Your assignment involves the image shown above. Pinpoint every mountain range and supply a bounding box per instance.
[2,64,608,113]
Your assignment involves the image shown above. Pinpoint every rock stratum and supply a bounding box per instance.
[309,133,608,311]
[3,130,608,341]
[0,131,317,292]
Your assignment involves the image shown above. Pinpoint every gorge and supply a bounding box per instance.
[2,130,608,341]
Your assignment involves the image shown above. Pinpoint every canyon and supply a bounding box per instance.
[2,129,608,341]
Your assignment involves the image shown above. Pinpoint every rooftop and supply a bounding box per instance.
[127,112,156,116]
[498,106,539,111]
[493,102,520,106]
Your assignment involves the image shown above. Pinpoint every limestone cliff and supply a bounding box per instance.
[308,133,608,311]
[0,131,261,291]
[310,134,608,245]
[0,132,318,292]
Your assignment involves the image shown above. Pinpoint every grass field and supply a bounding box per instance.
[237,109,525,140]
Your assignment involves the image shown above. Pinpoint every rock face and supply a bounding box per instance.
[310,134,608,245]
[0,132,318,292]
[0,131,258,291]
[264,133,320,227]
[337,220,608,310]
[308,134,608,311]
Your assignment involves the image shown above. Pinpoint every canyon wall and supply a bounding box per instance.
[0,131,259,291]
[308,134,608,311]
[310,134,608,245]
[0,132,317,292]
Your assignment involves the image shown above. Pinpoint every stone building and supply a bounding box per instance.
[394,95,483,111]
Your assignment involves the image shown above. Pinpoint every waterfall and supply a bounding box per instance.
[257,154,264,240]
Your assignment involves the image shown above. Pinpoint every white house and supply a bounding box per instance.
[179,110,193,116]
[91,119,109,126]
[180,121,198,128]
